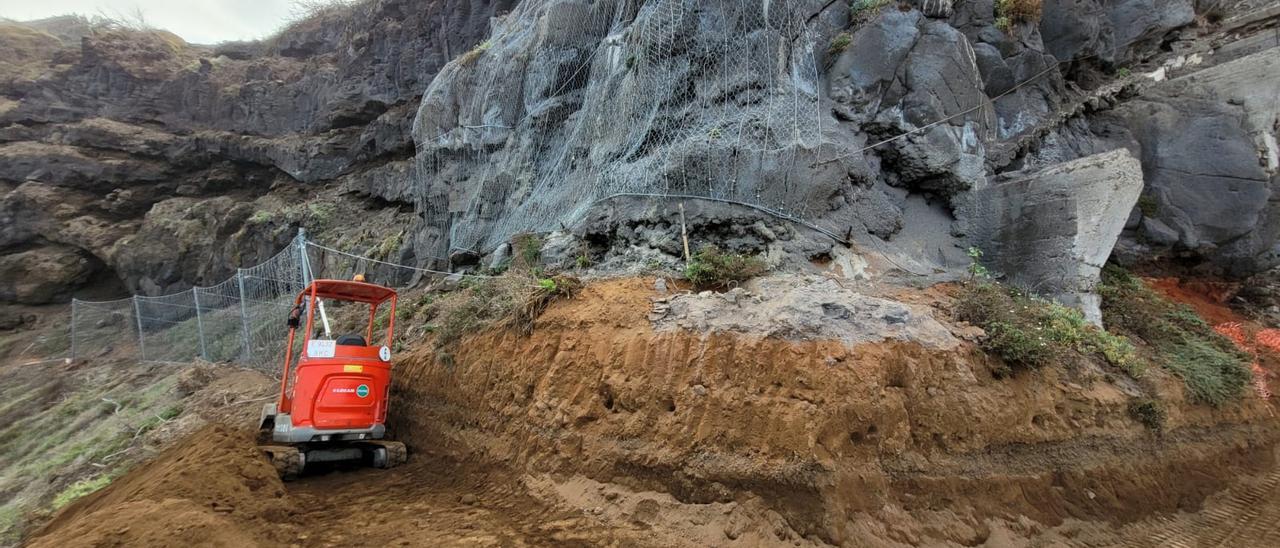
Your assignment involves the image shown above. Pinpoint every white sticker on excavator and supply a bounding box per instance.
[308,339,336,358]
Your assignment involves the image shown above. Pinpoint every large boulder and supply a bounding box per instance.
[957,149,1144,324]
[830,10,994,201]
[1039,0,1116,62]
[0,245,96,304]
[110,197,256,294]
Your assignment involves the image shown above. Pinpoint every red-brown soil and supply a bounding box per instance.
[1145,277,1243,326]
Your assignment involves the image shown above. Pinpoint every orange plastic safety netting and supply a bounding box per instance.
[1214,322,1275,400]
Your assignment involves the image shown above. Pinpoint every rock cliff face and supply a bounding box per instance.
[1,0,1277,306]
[0,0,507,300]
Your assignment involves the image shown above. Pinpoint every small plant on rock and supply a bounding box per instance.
[994,0,1042,33]
[966,246,990,282]
[684,245,768,290]
[850,0,892,23]
[459,39,491,65]
[994,15,1013,33]
[511,233,544,271]
[828,32,852,56]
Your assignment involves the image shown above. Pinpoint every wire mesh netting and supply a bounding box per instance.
[414,0,826,257]
[239,240,309,373]
[135,291,203,363]
[69,298,139,362]
[194,279,251,364]
[66,232,461,375]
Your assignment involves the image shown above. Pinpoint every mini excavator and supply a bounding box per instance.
[258,278,407,479]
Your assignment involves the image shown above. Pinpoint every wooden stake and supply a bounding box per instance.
[679,203,691,264]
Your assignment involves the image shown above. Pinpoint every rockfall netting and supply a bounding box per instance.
[413,0,829,257]
[68,232,455,375]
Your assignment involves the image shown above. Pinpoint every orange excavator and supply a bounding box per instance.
[258,278,407,479]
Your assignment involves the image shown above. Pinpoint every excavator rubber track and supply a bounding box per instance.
[260,445,305,480]
[362,440,408,468]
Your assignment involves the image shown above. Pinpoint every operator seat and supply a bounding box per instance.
[336,334,367,346]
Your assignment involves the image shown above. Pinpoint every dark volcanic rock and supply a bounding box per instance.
[0,0,503,302]
[2,0,1276,311]
[0,245,96,304]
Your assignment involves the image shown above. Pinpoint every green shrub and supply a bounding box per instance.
[684,246,768,290]
[511,233,543,271]
[994,15,1013,33]
[1099,266,1251,405]
[966,246,990,281]
[306,202,337,227]
[1128,398,1166,432]
[956,282,1141,376]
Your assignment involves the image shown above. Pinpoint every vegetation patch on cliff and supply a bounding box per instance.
[1099,266,1252,405]
[956,281,1140,377]
[423,272,581,354]
[683,245,767,291]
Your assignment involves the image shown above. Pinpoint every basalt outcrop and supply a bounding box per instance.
[1,0,1277,309]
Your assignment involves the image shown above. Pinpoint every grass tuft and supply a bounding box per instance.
[995,0,1043,27]
[828,32,852,56]
[684,246,768,291]
[1099,266,1252,406]
[51,475,113,510]
[850,0,893,23]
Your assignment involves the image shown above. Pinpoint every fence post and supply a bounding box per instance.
[237,269,252,365]
[297,228,312,286]
[191,289,209,362]
[69,299,78,361]
[133,297,147,362]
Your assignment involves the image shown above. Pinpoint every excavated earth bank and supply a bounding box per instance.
[26,277,1280,547]
[392,277,1280,545]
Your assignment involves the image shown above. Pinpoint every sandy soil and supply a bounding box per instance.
[25,422,1280,548]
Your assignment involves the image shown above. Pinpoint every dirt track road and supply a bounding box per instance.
[287,449,1280,548]
[284,449,1280,548]
[285,450,631,547]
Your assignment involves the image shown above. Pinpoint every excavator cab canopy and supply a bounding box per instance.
[304,280,397,305]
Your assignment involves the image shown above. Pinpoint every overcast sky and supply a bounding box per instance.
[0,1,303,44]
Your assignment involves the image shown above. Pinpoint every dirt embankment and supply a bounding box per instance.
[29,425,296,548]
[25,276,1280,547]
[392,277,1280,545]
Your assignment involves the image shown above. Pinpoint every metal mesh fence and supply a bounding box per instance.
[136,291,202,363]
[66,232,467,375]
[69,298,139,363]
[194,279,250,364]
